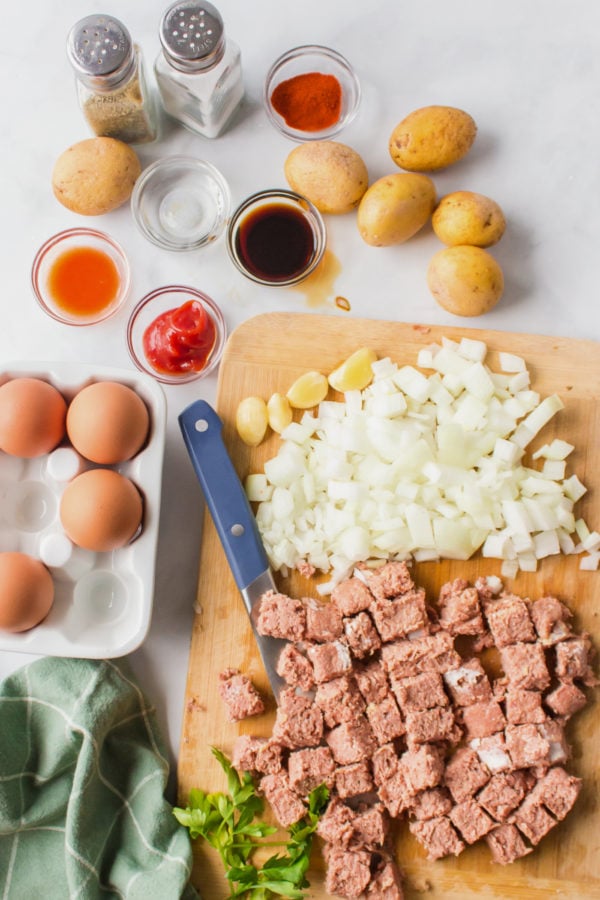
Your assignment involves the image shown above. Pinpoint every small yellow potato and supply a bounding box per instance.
[389,106,477,172]
[432,191,506,247]
[267,393,293,433]
[357,173,436,246]
[328,347,378,392]
[235,396,268,446]
[52,137,141,215]
[427,245,504,317]
[286,371,329,409]
[284,141,369,214]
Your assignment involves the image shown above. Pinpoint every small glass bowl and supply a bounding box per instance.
[226,189,326,286]
[126,285,226,385]
[264,44,361,141]
[130,157,231,251]
[31,228,130,326]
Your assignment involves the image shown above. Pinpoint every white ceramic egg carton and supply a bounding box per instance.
[0,361,166,659]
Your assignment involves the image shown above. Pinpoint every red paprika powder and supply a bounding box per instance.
[270,72,342,132]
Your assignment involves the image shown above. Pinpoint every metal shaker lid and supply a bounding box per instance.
[159,1,226,72]
[67,14,135,90]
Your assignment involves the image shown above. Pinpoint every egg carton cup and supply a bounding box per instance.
[0,361,166,659]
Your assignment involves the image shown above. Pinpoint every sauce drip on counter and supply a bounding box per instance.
[142,299,216,375]
[47,246,120,317]
[235,203,316,282]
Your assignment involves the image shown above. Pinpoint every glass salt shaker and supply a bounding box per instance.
[154,1,244,139]
[67,14,158,145]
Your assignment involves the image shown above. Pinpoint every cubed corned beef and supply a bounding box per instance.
[335,760,374,799]
[317,796,356,847]
[555,635,597,685]
[443,746,491,803]
[459,700,506,739]
[529,766,582,820]
[529,595,573,646]
[273,688,323,748]
[364,561,415,601]
[344,610,382,658]
[469,734,513,773]
[315,674,365,728]
[354,658,391,704]
[378,765,416,818]
[409,815,465,860]
[331,576,374,617]
[477,770,531,821]
[500,642,550,691]
[544,680,587,718]
[443,657,493,706]
[437,581,484,636]
[369,589,429,642]
[402,743,445,793]
[449,798,495,843]
[366,694,405,744]
[391,670,449,712]
[276,643,315,692]
[509,795,557,845]
[326,716,378,765]
[256,590,306,641]
[409,787,453,821]
[349,802,389,850]
[372,743,400,787]
[381,632,460,679]
[404,706,460,746]
[505,688,546,725]
[504,723,552,769]
[218,668,265,722]
[365,857,405,899]
[288,746,335,796]
[324,846,373,899]
[308,639,353,683]
[305,596,344,642]
[260,772,306,827]
[486,823,532,864]
[484,593,536,647]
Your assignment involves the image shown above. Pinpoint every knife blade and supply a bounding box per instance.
[178,399,286,701]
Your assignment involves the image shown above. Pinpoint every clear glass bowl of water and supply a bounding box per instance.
[130,156,230,251]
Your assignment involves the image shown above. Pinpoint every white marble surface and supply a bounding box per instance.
[1,0,599,797]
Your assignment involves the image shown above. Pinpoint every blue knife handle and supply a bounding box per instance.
[178,399,270,592]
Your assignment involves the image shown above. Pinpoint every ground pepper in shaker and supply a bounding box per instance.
[154,1,244,139]
[67,14,158,144]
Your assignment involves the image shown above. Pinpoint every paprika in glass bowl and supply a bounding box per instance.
[264,45,360,141]
[126,285,226,385]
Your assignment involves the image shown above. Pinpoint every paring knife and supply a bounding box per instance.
[178,399,286,701]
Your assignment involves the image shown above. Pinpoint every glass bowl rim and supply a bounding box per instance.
[226,188,327,286]
[263,43,361,142]
[130,155,231,251]
[31,226,130,326]
[126,284,227,385]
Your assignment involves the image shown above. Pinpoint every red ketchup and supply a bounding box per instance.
[142,299,216,375]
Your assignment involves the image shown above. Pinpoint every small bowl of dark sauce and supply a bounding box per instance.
[226,189,326,286]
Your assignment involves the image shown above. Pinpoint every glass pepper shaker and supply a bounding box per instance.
[154,1,244,139]
[67,14,158,145]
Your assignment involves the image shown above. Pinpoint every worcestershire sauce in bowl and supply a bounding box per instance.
[227,189,326,286]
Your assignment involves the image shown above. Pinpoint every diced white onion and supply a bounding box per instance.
[246,340,595,589]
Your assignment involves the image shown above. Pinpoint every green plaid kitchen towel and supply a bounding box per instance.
[0,656,199,900]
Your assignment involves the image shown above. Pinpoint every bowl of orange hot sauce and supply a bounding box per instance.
[31,228,130,325]
[264,44,361,141]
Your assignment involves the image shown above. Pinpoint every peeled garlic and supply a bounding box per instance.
[267,393,293,433]
[286,371,329,409]
[328,347,378,392]
[235,396,268,447]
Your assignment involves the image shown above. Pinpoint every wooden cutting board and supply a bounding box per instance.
[177,313,600,899]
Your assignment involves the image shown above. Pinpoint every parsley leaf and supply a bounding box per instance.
[173,747,329,899]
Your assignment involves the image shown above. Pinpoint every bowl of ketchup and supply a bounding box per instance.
[31,228,130,325]
[126,285,226,384]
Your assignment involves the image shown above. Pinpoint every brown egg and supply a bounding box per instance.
[0,377,67,457]
[60,468,143,551]
[66,381,150,464]
[0,552,54,632]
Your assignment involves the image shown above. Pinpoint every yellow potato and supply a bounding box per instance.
[52,137,141,216]
[284,141,368,214]
[427,245,504,316]
[389,105,477,172]
[357,173,436,246]
[432,191,506,247]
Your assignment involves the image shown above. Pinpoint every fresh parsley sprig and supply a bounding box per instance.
[173,748,329,899]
